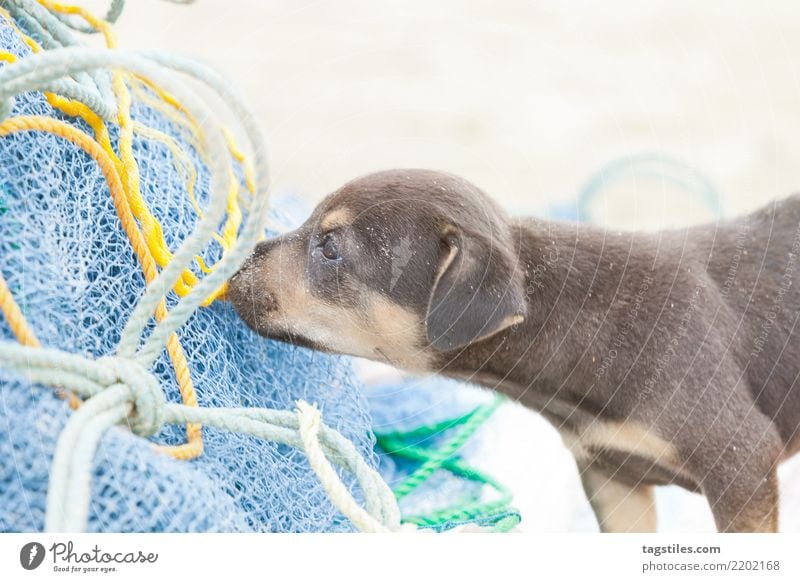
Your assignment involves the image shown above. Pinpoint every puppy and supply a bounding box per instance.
[228,168,800,532]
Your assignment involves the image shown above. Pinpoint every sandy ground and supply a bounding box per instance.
[117,0,800,222]
[112,0,800,531]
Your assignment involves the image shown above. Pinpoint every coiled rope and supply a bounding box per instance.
[0,0,403,532]
[0,0,515,533]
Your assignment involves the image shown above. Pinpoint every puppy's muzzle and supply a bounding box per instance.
[228,252,279,333]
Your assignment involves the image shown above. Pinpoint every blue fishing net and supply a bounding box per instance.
[0,19,377,533]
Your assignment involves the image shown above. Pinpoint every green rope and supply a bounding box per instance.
[490,513,522,533]
[375,407,477,441]
[374,395,520,530]
[389,395,504,499]
[379,434,514,526]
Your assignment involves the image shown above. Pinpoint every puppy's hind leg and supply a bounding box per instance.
[579,464,657,533]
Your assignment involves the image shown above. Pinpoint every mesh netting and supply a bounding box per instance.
[0,20,377,532]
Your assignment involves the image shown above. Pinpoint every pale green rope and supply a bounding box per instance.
[0,343,402,532]
[2,0,117,119]
[0,4,509,534]
[0,26,393,531]
[0,45,263,362]
[125,51,270,365]
[52,0,125,34]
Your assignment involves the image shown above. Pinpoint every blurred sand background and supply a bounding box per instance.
[111,0,800,531]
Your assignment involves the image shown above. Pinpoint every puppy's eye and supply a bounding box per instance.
[321,237,340,261]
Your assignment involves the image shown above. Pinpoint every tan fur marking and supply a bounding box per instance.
[561,420,680,467]
[291,294,430,370]
[319,208,354,232]
[262,264,432,370]
[260,244,308,317]
[440,243,458,273]
[368,294,431,371]
[503,314,525,327]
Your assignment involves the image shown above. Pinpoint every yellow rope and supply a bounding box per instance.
[0,116,203,458]
[129,75,206,154]
[0,6,40,54]
[132,121,200,213]
[0,1,258,459]
[38,0,236,303]
[0,272,40,349]
[0,0,263,457]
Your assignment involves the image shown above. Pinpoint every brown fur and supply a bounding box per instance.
[228,168,800,532]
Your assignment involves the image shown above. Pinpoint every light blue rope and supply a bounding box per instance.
[577,153,722,222]
[6,49,268,364]
[14,0,116,102]
[18,0,118,106]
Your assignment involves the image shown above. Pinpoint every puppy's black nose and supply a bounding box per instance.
[230,239,275,286]
[252,238,277,260]
[228,246,279,333]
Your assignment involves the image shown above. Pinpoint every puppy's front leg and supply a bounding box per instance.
[579,464,657,532]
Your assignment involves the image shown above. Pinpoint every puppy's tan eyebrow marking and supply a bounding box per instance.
[319,208,353,232]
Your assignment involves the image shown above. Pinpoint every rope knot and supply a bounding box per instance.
[96,356,166,437]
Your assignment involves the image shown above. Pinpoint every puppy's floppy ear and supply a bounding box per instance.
[425,225,527,351]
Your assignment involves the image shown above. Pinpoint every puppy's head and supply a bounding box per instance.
[228,169,527,370]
